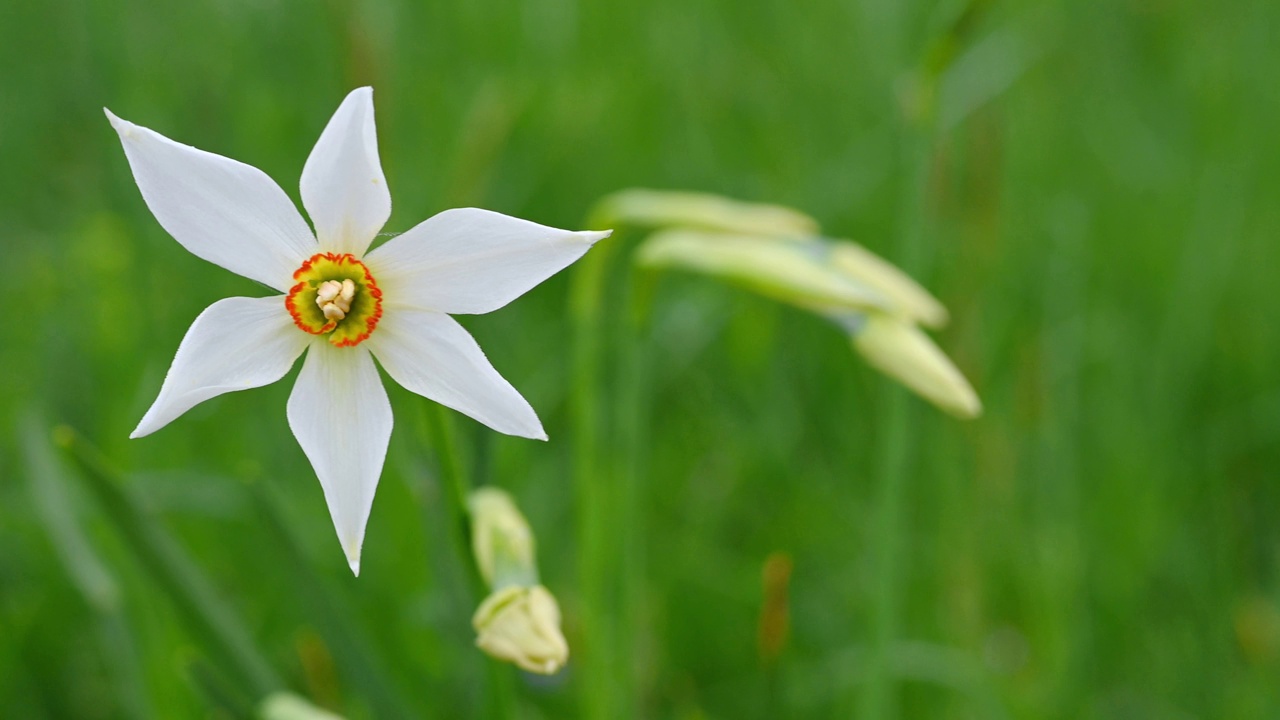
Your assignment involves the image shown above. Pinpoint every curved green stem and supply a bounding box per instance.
[859,87,936,717]
[858,389,913,719]
[570,224,636,719]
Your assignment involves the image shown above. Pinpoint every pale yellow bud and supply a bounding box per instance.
[852,314,981,419]
[468,487,536,589]
[472,585,569,675]
[828,241,949,328]
[594,189,819,238]
[636,230,889,313]
[258,692,346,720]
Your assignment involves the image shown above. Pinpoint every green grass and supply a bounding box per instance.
[3,0,1280,717]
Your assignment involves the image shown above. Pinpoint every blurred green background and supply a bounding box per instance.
[3,0,1279,717]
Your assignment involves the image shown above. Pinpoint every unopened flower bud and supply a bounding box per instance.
[472,585,569,675]
[828,241,949,328]
[636,230,888,313]
[467,489,569,673]
[593,189,819,238]
[258,692,346,720]
[852,313,981,419]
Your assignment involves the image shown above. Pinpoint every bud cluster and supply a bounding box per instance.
[609,189,981,419]
[467,487,569,674]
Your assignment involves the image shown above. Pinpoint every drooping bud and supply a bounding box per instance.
[828,241,949,328]
[592,188,819,238]
[472,584,569,675]
[614,190,977,420]
[851,313,981,419]
[467,487,567,674]
[636,230,888,313]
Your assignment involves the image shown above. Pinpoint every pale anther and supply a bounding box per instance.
[316,279,356,322]
[316,280,342,303]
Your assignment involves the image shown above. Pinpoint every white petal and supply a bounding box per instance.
[131,296,308,438]
[287,343,393,575]
[365,208,610,315]
[105,109,316,291]
[366,307,546,440]
[300,87,390,256]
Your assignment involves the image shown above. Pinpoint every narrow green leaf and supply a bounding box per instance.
[53,425,282,698]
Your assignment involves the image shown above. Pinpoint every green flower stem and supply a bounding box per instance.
[247,480,420,718]
[615,266,655,698]
[569,224,628,719]
[53,425,282,700]
[859,388,913,719]
[419,402,517,719]
[859,97,936,719]
[182,653,258,718]
[425,402,479,586]
[486,657,519,719]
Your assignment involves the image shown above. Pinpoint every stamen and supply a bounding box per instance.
[317,280,341,303]
[316,279,355,321]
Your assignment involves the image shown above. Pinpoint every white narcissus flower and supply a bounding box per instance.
[108,87,610,575]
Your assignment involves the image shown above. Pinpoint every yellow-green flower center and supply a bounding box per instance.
[285,253,383,347]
